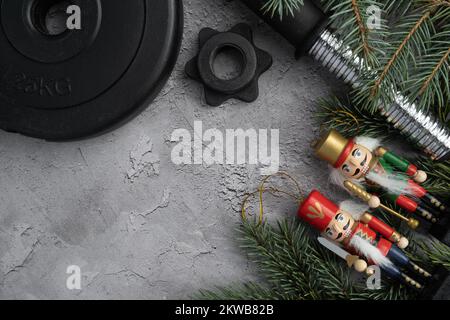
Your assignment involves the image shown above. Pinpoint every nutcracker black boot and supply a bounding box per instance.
[420,193,450,216]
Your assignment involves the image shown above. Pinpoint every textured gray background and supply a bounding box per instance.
[0,0,443,300]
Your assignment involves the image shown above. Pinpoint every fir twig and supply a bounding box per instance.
[405,10,450,113]
[418,48,449,96]
[428,0,450,8]
[321,0,387,69]
[198,218,413,300]
[416,157,450,197]
[371,11,431,97]
[262,0,304,18]
[418,240,450,268]
[315,96,394,139]
[356,3,436,112]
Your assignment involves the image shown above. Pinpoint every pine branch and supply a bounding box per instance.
[321,0,387,69]
[418,240,450,269]
[239,219,329,299]
[428,0,450,8]
[405,9,450,113]
[353,1,450,113]
[418,48,449,96]
[372,11,431,96]
[415,157,450,197]
[384,0,415,20]
[315,95,395,139]
[351,0,371,59]
[357,5,436,112]
[437,100,450,123]
[262,0,304,17]
[199,218,414,300]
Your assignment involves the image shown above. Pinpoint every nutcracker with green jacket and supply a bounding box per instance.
[313,129,449,240]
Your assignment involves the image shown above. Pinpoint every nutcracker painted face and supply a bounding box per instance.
[323,209,355,242]
[314,130,375,180]
[339,144,373,180]
[298,191,357,242]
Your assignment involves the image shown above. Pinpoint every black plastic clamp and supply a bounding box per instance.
[185,23,272,106]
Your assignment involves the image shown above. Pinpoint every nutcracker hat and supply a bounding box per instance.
[298,190,339,231]
[314,129,355,168]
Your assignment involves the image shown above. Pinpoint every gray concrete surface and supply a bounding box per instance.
[0,0,443,300]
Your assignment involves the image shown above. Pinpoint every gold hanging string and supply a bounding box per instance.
[241,172,304,225]
[265,187,300,202]
[334,109,360,132]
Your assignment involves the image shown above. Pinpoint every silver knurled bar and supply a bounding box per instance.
[308,29,450,160]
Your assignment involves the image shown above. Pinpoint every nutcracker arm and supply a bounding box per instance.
[360,213,409,249]
[374,147,427,183]
[342,180,380,208]
[343,180,420,230]
[317,237,368,273]
[345,255,368,273]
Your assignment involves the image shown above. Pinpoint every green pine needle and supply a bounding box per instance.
[315,95,395,139]
[262,0,304,18]
[405,14,450,113]
[356,2,437,112]
[418,240,450,269]
[416,157,450,197]
[321,0,388,69]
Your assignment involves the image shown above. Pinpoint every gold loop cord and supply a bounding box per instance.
[241,172,304,225]
[335,109,360,132]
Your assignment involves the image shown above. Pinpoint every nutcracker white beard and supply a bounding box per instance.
[349,235,394,268]
[353,136,414,196]
[365,169,415,197]
[329,165,415,197]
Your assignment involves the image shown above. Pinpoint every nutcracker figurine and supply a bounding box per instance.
[313,129,449,239]
[298,190,433,289]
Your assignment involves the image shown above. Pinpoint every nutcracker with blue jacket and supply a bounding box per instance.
[298,190,433,289]
[313,129,450,239]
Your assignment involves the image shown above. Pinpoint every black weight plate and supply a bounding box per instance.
[0,0,183,140]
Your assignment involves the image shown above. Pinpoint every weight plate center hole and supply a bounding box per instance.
[211,45,245,81]
[31,0,72,36]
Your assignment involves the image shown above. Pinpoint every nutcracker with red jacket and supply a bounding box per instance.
[298,190,433,289]
[313,129,450,240]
